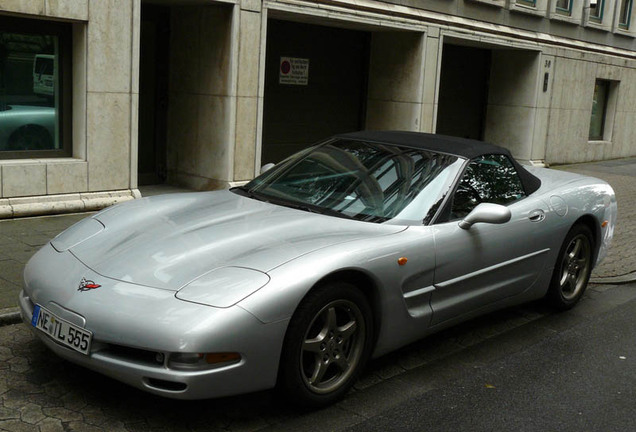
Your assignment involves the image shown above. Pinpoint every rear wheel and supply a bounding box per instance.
[278,282,373,408]
[546,224,594,310]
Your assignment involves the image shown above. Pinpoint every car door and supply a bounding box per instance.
[430,154,551,325]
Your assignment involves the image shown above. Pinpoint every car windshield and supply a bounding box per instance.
[236,139,464,224]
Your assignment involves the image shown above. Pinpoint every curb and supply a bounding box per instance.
[0,308,21,326]
[590,271,636,285]
[0,189,140,220]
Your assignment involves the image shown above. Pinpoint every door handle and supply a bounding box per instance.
[528,209,545,222]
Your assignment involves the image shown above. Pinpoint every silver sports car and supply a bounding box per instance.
[20,131,616,407]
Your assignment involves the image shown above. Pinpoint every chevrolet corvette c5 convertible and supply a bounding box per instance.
[19,131,617,407]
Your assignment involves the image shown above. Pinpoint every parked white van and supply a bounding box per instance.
[33,54,55,98]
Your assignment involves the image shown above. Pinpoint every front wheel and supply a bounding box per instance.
[546,224,594,310]
[278,282,373,408]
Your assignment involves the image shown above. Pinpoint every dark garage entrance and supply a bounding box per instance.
[436,43,491,141]
[262,19,370,164]
[138,4,169,186]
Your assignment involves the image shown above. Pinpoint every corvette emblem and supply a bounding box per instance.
[78,277,101,292]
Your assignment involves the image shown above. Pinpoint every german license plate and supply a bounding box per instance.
[31,305,92,355]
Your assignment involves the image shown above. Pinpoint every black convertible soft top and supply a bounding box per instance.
[336,130,542,195]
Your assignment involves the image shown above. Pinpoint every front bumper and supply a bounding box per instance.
[20,245,289,400]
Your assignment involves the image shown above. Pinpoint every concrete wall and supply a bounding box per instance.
[547,51,636,164]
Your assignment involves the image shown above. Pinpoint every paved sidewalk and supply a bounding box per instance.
[556,157,636,279]
[0,159,634,315]
[0,213,90,316]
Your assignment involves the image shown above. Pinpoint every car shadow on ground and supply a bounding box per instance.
[3,298,563,431]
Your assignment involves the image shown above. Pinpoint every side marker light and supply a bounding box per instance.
[602,221,608,228]
[205,352,241,364]
[398,257,408,266]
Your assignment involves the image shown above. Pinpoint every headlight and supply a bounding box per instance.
[50,217,104,252]
[175,267,270,308]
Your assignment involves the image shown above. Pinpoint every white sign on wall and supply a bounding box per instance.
[279,57,309,85]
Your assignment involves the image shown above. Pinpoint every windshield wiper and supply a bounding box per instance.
[231,186,355,220]
[230,186,270,202]
[279,199,356,220]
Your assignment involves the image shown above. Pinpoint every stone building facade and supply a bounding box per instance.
[0,0,635,217]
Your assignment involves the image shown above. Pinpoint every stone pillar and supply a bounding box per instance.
[365,31,426,131]
[422,28,441,133]
[233,0,264,182]
[86,0,135,192]
[530,53,555,166]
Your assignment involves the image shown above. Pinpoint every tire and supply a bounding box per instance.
[546,224,594,310]
[278,282,374,408]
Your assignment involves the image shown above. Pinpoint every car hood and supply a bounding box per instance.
[57,190,404,291]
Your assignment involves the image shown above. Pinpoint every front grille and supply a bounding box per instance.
[99,344,163,367]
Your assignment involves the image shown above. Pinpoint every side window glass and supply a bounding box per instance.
[451,154,526,220]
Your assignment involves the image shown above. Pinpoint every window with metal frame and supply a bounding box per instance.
[450,155,526,220]
[590,0,604,21]
[517,0,537,6]
[589,80,610,141]
[0,16,71,159]
[555,0,573,14]
[619,0,633,28]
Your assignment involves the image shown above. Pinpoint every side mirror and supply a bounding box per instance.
[459,203,511,230]
[260,163,276,175]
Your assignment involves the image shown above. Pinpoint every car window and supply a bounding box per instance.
[239,139,463,224]
[450,154,526,220]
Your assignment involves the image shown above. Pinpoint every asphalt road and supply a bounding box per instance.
[345,289,636,432]
[1,282,635,431]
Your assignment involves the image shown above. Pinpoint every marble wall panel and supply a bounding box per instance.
[423,33,441,105]
[530,107,549,161]
[368,32,425,104]
[86,92,131,191]
[45,0,88,20]
[366,100,422,131]
[200,5,234,96]
[420,103,436,133]
[545,108,591,164]
[73,23,88,160]
[47,161,88,194]
[234,96,258,180]
[484,105,535,160]
[87,0,132,93]
[0,0,43,15]
[489,50,540,107]
[237,10,262,98]
[196,95,233,182]
[2,164,46,198]
[551,57,597,110]
[610,111,636,159]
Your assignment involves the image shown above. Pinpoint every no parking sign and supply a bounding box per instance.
[279,57,309,85]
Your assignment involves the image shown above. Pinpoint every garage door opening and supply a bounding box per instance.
[436,43,492,141]
[262,19,370,165]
